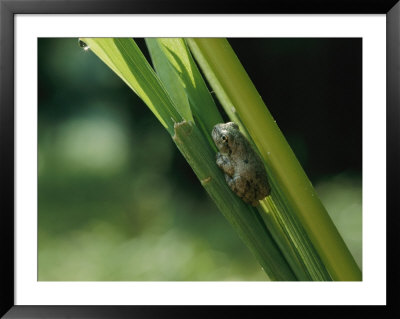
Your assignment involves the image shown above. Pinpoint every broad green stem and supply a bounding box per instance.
[187,38,361,281]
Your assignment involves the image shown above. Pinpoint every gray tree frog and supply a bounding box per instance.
[211,122,270,206]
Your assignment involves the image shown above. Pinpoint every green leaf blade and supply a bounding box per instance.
[81,38,183,135]
[149,38,224,138]
[145,38,194,123]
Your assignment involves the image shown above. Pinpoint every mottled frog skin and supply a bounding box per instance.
[211,122,270,206]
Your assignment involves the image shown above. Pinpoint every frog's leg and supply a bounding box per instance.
[225,174,247,199]
[229,175,260,206]
[216,153,234,176]
[232,175,248,197]
[250,200,259,207]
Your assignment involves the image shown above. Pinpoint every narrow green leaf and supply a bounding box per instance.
[145,38,194,123]
[80,38,182,135]
[149,38,224,143]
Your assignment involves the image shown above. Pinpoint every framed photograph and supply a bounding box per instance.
[1,0,398,317]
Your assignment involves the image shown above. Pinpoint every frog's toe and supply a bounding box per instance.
[251,200,259,207]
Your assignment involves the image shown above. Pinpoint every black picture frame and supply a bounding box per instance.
[1,0,399,317]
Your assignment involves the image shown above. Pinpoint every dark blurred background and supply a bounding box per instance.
[38,38,362,281]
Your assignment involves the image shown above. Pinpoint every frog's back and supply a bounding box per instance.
[238,134,270,198]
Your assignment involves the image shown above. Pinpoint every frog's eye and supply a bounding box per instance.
[221,135,228,142]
